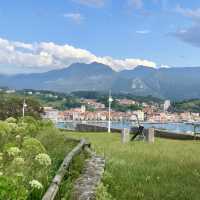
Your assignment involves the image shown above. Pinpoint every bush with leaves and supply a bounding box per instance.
[0,116,75,200]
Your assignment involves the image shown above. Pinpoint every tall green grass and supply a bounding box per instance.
[65,132,200,200]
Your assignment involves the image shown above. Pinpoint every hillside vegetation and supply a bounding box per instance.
[172,99,200,113]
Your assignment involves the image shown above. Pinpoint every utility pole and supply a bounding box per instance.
[22,99,27,118]
[108,90,113,133]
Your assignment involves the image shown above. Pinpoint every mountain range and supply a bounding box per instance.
[1,62,200,100]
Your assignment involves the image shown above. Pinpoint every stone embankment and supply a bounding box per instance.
[76,123,121,133]
[71,151,105,200]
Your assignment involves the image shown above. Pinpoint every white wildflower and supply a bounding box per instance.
[35,153,51,167]
[15,172,24,177]
[7,147,21,157]
[29,180,43,190]
[16,135,21,139]
[0,172,3,176]
[8,122,17,130]
[6,117,17,123]
[0,153,3,161]
[13,157,25,165]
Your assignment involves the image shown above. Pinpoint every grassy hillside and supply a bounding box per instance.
[172,99,200,113]
[65,132,200,200]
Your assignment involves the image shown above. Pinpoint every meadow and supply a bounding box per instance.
[65,131,200,200]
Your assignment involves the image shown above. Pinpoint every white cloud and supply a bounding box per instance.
[13,41,34,50]
[72,0,105,7]
[64,13,84,23]
[136,30,151,34]
[0,38,157,74]
[96,57,156,71]
[159,64,170,68]
[128,0,143,9]
[176,5,200,20]
[173,5,200,47]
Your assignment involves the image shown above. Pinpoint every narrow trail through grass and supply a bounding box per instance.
[64,131,200,200]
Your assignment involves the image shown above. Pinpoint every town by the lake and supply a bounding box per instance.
[2,1,200,199]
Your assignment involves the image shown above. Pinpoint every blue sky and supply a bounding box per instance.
[0,0,200,74]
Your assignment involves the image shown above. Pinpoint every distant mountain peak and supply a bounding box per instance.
[90,61,105,65]
[69,62,113,71]
[134,65,157,70]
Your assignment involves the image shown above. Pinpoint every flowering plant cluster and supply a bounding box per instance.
[35,153,52,167]
[0,117,56,200]
[29,179,43,190]
[7,147,21,157]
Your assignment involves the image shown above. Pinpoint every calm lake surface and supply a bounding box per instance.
[57,121,200,133]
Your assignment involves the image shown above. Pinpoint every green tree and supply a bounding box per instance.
[0,94,43,120]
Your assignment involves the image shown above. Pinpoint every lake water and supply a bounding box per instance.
[57,121,200,133]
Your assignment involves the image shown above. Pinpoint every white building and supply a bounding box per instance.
[81,105,86,113]
[6,90,15,94]
[164,100,171,112]
[43,107,59,123]
[130,110,145,121]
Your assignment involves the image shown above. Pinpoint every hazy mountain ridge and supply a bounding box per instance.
[1,62,200,100]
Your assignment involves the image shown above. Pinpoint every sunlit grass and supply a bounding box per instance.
[65,131,200,200]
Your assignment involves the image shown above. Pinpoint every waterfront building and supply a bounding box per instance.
[164,100,171,112]
[81,105,86,113]
[130,110,145,121]
[43,107,59,123]
[81,99,105,110]
[5,89,16,94]
[117,99,137,106]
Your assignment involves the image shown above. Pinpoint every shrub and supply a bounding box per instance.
[0,117,77,200]
[22,138,46,158]
[5,117,17,123]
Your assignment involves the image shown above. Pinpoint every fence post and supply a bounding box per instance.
[121,128,130,144]
[146,128,155,143]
